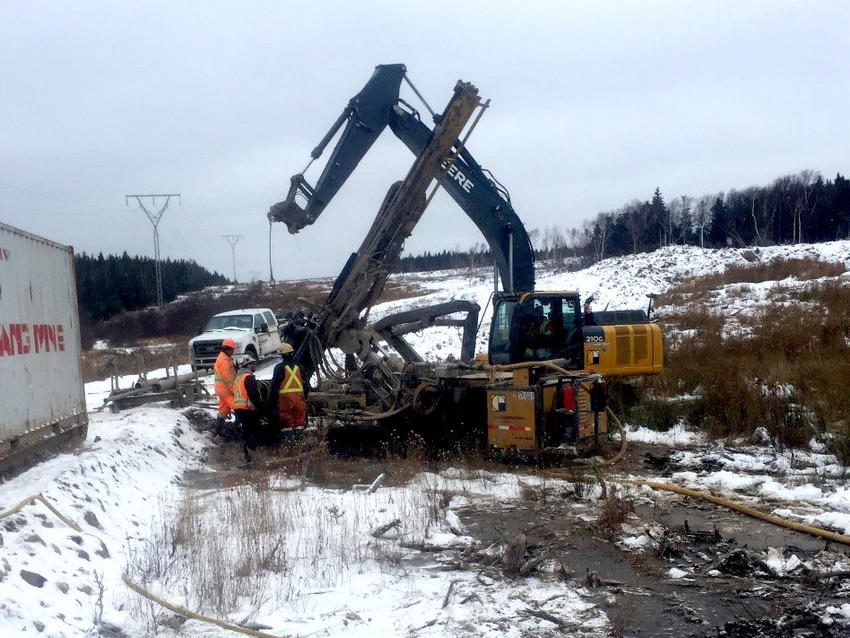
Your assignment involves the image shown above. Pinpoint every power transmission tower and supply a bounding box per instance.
[222,234,243,283]
[126,193,181,310]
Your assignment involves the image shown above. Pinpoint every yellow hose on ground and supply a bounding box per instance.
[0,493,82,532]
[625,479,850,547]
[537,410,850,547]
[122,574,287,638]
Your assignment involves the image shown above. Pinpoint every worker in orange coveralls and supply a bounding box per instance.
[213,338,237,435]
[270,342,307,430]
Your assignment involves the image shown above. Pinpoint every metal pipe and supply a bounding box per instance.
[149,372,202,392]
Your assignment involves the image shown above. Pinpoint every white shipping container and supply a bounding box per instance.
[0,221,87,471]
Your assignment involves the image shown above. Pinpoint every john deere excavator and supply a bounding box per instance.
[268,64,663,457]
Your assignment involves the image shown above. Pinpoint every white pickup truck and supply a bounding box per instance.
[189,308,283,371]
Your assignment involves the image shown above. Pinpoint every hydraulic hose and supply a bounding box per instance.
[0,493,82,532]
[323,402,411,422]
[122,574,285,638]
[412,381,441,416]
[625,479,850,547]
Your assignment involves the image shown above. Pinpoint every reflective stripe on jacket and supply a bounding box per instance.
[279,364,304,395]
[233,372,256,410]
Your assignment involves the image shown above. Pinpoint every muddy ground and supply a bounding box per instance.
[185,428,850,637]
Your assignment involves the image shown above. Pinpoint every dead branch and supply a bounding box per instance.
[523,608,579,631]
[370,519,402,538]
[442,579,459,608]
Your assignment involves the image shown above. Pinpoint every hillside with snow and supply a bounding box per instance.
[2,240,850,637]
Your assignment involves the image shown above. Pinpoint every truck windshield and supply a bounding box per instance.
[205,315,252,330]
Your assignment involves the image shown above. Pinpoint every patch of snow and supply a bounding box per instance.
[666,567,689,579]
[763,547,803,576]
[625,422,706,446]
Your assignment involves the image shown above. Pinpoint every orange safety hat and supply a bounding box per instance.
[221,338,237,349]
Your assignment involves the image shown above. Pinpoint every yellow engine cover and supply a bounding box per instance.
[582,323,663,377]
[486,388,537,451]
[487,382,607,453]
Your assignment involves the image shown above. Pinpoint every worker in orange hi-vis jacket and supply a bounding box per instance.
[270,342,307,429]
[213,338,238,434]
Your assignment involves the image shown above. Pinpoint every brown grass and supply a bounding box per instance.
[658,256,845,307]
[595,490,634,537]
[642,272,850,452]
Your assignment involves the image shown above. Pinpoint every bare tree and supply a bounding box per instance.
[694,195,712,249]
[792,170,822,243]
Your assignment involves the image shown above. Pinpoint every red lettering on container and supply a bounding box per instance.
[9,324,23,354]
[0,325,12,356]
[0,247,9,260]
[0,323,64,355]
[33,325,47,353]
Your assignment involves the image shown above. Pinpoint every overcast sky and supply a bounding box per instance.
[2,1,848,281]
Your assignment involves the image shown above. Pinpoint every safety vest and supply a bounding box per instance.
[232,372,256,410]
[214,352,236,389]
[279,364,304,395]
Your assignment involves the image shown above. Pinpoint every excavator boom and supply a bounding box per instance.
[269,63,533,293]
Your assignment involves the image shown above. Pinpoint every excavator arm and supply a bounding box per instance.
[268,63,534,293]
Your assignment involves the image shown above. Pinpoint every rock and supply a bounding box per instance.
[20,570,46,588]
[97,621,129,637]
[741,249,760,262]
[69,535,83,545]
[78,584,93,595]
[95,541,110,559]
[83,511,101,529]
[34,621,45,632]
[57,582,69,594]
[751,426,772,446]
[717,548,768,577]
[77,550,90,561]
[25,534,45,546]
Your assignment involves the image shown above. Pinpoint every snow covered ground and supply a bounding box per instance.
[378,240,850,361]
[2,240,850,636]
[0,400,609,637]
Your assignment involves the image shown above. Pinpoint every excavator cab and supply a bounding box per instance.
[489,292,584,368]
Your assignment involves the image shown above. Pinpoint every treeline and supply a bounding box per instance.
[395,246,494,273]
[397,170,850,270]
[75,252,229,322]
[580,170,850,261]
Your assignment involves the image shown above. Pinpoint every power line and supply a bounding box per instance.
[0,181,117,212]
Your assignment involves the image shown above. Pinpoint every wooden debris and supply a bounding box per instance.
[370,519,402,538]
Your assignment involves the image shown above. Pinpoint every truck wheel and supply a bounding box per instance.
[245,346,258,362]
